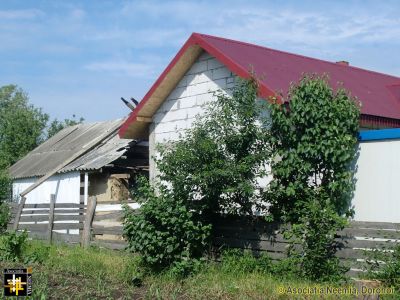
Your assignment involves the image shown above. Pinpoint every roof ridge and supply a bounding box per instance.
[195,33,400,81]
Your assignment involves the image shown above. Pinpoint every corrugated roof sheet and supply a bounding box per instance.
[9,119,135,179]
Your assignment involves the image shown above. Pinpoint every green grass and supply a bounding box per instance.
[0,240,398,299]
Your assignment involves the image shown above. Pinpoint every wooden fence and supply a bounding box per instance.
[7,198,400,278]
[7,195,132,248]
[212,216,400,277]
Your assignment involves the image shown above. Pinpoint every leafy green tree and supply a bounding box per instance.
[0,84,49,231]
[0,85,45,229]
[0,85,49,169]
[47,115,84,138]
[157,78,271,218]
[266,74,360,281]
[123,78,272,272]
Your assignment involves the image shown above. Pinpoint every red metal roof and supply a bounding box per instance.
[119,33,400,138]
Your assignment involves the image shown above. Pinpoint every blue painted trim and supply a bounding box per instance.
[359,128,400,141]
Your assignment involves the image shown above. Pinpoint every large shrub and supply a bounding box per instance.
[123,178,211,273]
[156,78,271,218]
[0,230,28,261]
[123,78,272,272]
[267,74,360,281]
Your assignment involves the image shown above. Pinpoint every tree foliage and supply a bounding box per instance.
[267,74,360,281]
[0,85,49,169]
[157,78,271,218]
[267,74,360,222]
[123,178,211,273]
[123,78,272,272]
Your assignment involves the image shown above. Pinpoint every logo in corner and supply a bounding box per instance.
[3,268,32,297]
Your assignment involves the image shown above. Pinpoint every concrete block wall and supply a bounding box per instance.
[150,51,235,144]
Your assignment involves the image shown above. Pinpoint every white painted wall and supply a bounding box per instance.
[352,140,400,222]
[150,51,235,144]
[12,172,81,204]
[150,51,234,179]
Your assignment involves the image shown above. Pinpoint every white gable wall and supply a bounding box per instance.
[149,51,235,179]
[151,52,234,143]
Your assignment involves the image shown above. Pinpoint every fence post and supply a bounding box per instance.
[47,194,56,243]
[12,196,26,231]
[82,196,96,248]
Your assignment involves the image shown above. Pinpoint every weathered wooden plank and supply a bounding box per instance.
[19,215,49,222]
[97,200,136,205]
[18,222,84,230]
[20,209,85,215]
[47,194,55,243]
[55,203,86,209]
[336,247,374,259]
[339,238,399,249]
[213,236,289,253]
[93,211,123,222]
[13,196,26,230]
[54,209,86,214]
[54,215,84,222]
[17,223,47,230]
[92,226,123,235]
[53,223,84,230]
[214,228,286,243]
[22,203,86,209]
[19,214,84,222]
[82,196,97,248]
[20,209,49,215]
[350,221,400,230]
[338,228,400,240]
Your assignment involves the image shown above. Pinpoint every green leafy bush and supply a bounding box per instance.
[0,230,28,261]
[284,199,349,282]
[267,74,360,281]
[123,177,211,272]
[156,77,271,218]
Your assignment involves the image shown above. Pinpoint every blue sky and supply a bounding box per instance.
[1,0,399,122]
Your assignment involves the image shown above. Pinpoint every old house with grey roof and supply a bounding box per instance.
[9,118,148,206]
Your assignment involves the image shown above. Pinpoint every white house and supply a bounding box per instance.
[118,33,400,223]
